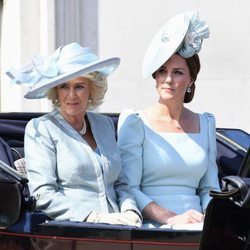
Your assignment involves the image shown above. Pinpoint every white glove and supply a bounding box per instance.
[86,210,142,227]
[124,210,142,227]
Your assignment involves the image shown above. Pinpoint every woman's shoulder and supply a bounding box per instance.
[25,114,54,139]
[26,112,51,127]
[118,108,145,141]
[118,108,143,128]
[26,110,62,133]
[202,112,215,119]
[87,112,116,131]
[120,108,139,117]
[200,112,216,125]
[197,112,216,135]
[87,111,113,123]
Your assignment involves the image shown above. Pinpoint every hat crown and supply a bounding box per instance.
[57,43,99,70]
[142,11,209,79]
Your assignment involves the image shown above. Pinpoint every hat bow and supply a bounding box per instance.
[6,45,98,87]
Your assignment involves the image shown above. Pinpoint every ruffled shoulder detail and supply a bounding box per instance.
[202,112,217,156]
[203,112,216,130]
[118,108,142,131]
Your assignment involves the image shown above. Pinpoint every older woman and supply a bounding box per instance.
[6,42,141,226]
[117,12,220,228]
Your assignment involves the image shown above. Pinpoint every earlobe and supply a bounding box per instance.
[188,81,194,88]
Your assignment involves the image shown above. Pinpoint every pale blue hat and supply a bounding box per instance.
[6,42,120,99]
[142,11,210,79]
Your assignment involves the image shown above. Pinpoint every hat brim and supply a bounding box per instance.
[142,13,190,79]
[24,57,120,99]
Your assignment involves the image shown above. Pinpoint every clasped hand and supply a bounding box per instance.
[166,209,204,226]
[86,210,142,227]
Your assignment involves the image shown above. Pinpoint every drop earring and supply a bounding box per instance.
[186,87,191,93]
[54,99,59,105]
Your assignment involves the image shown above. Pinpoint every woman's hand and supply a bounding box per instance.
[123,210,142,227]
[142,201,176,224]
[86,210,142,227]
[166,209,204,226]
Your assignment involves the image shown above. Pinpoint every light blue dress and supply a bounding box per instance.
[117,109,220,226]
[25,109,139,222]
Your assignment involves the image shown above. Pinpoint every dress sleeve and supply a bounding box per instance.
[198,112,221,211]
[102,114,141,215]
[117,109,153,212]
[25,118,88,221]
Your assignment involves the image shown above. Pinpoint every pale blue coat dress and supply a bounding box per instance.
[117,109,221,226]
[25,109,139,222]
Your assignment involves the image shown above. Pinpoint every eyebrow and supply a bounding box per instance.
[75,82,88,85]
[159,66,185,71]
[173,68,185,71]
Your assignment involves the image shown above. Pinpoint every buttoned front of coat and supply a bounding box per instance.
[25,109,138,221]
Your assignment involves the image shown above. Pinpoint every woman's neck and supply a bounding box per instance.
[60,110,86,132]
[152,102,185,121]
[143,102,188,132]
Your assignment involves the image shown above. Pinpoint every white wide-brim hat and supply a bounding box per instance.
[142,11,209,79]
[6,42,120,99]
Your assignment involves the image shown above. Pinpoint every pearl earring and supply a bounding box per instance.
[186,87,191,93]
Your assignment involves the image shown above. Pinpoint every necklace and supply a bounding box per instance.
[79,118,87,135]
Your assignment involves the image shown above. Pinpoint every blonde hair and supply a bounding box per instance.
[47,72,108,110]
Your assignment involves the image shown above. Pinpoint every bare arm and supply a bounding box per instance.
[142,201,204,226]
[142,201,176,224]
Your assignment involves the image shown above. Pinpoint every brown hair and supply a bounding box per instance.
[184,54,200,103]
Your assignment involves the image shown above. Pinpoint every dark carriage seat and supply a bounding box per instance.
[216,142,245,180]
[215,128,249,180]
[0,156,47,230]
[0,159,34,229]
